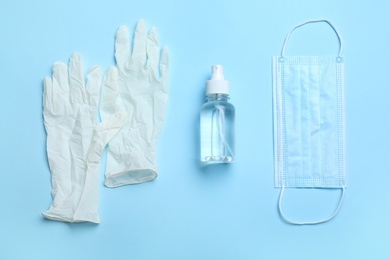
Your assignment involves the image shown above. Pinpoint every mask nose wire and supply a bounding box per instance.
[280,19,343,58]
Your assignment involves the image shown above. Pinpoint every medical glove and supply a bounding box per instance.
[43,53,126,223]
[100,20,169,188]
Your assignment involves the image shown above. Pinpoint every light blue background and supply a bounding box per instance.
[1,0,389,259]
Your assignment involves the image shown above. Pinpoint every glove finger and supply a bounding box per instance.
[146,26,159,75]
[86,65,101,108]
[52,62,70,115]
[79,110,127,221]
[115,25,131,71]
[131,19,147,65]
[98,111,127,145]
[69,52,87,106]
[90,111,127,162]
[53,61,69,92]
[159,46,169,92]
[43,76,53,113]
[100,67,119,121]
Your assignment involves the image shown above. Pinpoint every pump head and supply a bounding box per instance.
[206,65,229,95]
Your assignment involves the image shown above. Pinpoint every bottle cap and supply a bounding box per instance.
[206,65,229,95]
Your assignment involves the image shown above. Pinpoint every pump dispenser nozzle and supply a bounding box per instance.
[206,65,229,95]
[210,65,224,80]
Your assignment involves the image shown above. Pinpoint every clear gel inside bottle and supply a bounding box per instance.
[200,65,235,164]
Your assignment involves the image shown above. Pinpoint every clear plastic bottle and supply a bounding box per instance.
[200,65,235,163]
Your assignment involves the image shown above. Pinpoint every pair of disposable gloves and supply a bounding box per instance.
[42,20,169,223]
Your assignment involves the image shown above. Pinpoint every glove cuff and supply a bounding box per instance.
[42,207,73,222]
[104,168,157,188]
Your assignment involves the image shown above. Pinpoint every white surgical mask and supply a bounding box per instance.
[273,20,346,225]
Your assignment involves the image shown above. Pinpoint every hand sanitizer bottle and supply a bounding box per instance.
[200,65,235,164]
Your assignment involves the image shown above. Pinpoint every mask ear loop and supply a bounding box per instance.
[278,185,346,225]
[280,19,343,58]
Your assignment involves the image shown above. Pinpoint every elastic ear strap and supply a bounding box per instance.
[278,185,346,225]
[281,20,343,57]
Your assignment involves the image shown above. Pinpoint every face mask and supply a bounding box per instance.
[272,20,346,225]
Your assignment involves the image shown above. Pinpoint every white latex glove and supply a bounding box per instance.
[100,20,169,188]
[42,53,126,223]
